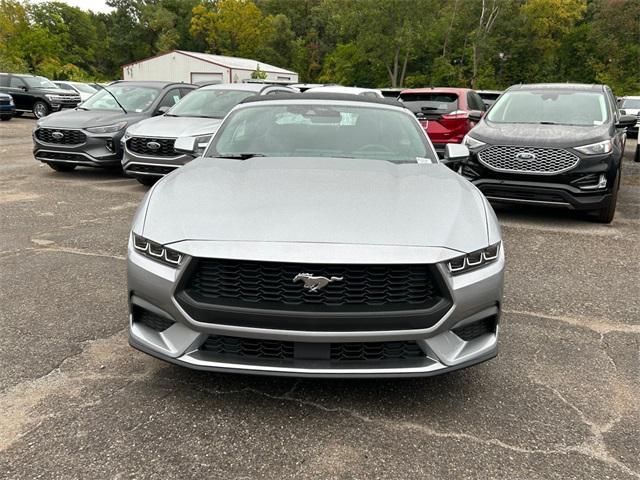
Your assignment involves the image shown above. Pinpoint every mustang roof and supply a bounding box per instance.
[240,92,404,108]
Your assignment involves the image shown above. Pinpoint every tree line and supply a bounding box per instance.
[0,0,638,94]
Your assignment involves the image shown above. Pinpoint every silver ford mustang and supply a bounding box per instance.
[128,94,504,377]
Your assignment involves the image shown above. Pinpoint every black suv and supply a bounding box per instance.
[33,81,196,172]
[0,73,81,118]
[461,83,636,223]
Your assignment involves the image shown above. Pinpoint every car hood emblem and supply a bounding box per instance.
[515,151,536,161]
[51,131,64,139]
[293,273,343,292]
[147,141,161,150]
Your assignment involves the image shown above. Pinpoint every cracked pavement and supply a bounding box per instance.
[1,117,638,479]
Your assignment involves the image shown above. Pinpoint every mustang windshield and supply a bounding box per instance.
[207,103,434,163]
[81,85,160,112]
[487,90,609,126]
[167,89,256,118]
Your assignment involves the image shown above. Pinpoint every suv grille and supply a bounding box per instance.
[184,259,443,311]
[478,145,579,174]
[35,128,86,145]
[127,137,176,157]
[200,335,424,362]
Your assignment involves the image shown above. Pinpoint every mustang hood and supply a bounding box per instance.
[38,109,142,129]
[142,157,489,253]
[471,120,610,148]
[127,115,222,138]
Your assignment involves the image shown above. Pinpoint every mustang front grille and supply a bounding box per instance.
[35,128,86,145]
[183,258,445,311]
[127,137,176,157]
[478,145,579,175]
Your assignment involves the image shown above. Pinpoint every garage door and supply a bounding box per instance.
[190,72,224,84]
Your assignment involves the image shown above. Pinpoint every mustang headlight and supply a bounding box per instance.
[574,140,612,155]
[86,121,128,134]
[463,134,486,150]
[133,233,182,266]
[447,242,501,275]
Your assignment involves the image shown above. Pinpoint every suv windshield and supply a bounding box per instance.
[207,103,434,163]
[73,83,97,94]
[23,76,57,89]
[487,90,609,126]
[622,98,640,109]
[168,89,255,118]
[82,85,160,112]
[398,92,459,116]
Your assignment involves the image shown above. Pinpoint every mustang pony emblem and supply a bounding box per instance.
[293,273,343,292]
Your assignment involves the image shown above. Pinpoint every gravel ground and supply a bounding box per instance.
[1,116,638,480]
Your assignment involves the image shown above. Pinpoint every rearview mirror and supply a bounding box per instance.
[468,110,483,122]
[441,143,469,170]
[617,114,638,128]
[174,136,197,155]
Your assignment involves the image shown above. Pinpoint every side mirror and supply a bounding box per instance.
[174,136,197,155]
[20,86,28,92]
[468,110,483,122]
[155,105,170,116]
[616,114,638,128]
[619,109,627,115]
[442,143,469,170]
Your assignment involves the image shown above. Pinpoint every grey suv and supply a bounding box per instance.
[33,81,196,172]
[122,83,296,185]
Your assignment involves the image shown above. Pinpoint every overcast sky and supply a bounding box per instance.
[31,0,113,13]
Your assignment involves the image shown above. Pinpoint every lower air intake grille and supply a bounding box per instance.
[478,145,579,174]
[184,259,444,311]
[200,336,425,363]
[135,307,175,332]
[330,341,423,361]
[452,317,496,341]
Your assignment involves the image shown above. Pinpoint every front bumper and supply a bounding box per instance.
[0,105,15,116]
[127,240,504,378]
[122,143,192,179]
[33,127,124,168]
[464,149,618,211]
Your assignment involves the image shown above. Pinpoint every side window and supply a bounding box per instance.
[9,76,25,88]
[179,87,194,98]
[468,92,484,111]
[157,88,182,110]
[0,75,9,87]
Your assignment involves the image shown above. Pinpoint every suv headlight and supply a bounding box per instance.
[45,94,62,102]
[447,242,501,275]
[86,121,128,134]
[9,97,14,106]
[574,140,612,155]
[194,134,212,150]
[463,134,486,150]
[132,234,182,266]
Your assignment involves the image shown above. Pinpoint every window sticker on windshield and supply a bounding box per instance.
[135,109,143,113]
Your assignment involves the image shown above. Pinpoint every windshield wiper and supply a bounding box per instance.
[75,106,89,111]
[163,113,180,117]
[537,121,557,125]
[215,153,266,159]
[95,85,127,114]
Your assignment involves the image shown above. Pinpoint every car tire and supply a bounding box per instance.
[33,101,50,119]
[0,115,11,121]
[136,176,158,186]
[47,162,76,172]
[591,169,620,224]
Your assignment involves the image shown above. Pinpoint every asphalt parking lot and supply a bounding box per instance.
[0,116,638,480]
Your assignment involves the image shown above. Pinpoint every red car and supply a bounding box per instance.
[398,87,485,155]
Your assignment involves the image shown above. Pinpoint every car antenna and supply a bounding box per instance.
[95,84,128,114]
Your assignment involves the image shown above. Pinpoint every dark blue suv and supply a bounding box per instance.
[0,92,15,121]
